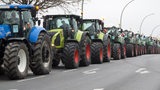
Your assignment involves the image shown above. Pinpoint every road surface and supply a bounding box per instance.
[0,54,160,90]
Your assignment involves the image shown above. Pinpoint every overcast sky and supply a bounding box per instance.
[47,0,160,37]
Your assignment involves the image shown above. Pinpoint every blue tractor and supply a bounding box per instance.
[0,5,52,79]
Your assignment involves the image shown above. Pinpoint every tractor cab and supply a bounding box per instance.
[82,19,104,39]
[43,15,80,40]
[0,5,39,39]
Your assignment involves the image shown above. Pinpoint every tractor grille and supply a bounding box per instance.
[55,34,60,46]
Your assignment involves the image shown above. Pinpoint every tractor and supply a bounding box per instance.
[106,26,126,60]
[0,5,52,80]
[81,19,111,64]
[123,30,135,57]
[43,15,91,69]
[145,36,154,54]
[135,33,144,55]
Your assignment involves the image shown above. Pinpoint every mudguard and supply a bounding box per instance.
[98,32,105,40]
[28,26,46,43]
[75,30,83,42]
[48,29,64,48]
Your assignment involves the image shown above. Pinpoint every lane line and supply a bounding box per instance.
[135,68,146,73]
[9,89,18,90]
[17,76,46,83]
[94,88,104,90]
[63,69,78,73]
[83,68,100,75]
[140,71,150,74]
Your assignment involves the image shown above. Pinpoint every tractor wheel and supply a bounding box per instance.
[79,35,91,66]
[126,44,134,57]
[134,44,138,56]
[91,42,103,64]
[30,32,52,75]
[112,43,121,60]
[0,66,4,75]
[3,42,29,79]
[147,46,152,54]
[103,38,111,62]
[121,44,126,59]
[62,42,80,69]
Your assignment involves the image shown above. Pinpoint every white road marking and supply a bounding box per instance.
[140,71,150,74]
[135,68,150,74]
[63,69,78,72]
[9,89,18,90]
[17,76,46,82]
[83,68,100,75]
[135,68,146,73]
[94,88,104,90]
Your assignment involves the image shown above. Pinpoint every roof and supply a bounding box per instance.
[44,14,80,19]
[0,4,34,9]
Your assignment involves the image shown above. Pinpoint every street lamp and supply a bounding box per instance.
[150,24,160,36]
[81,0,84,19]
[139,13,154,34]
[119,0,135,29]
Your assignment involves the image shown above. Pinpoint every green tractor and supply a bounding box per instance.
[81,19,111,63]
[0,5,52,80]
[145,36,154,54]
[123,30,135,57]
[135,33,143,55]
[43,15,91,69]
[106,26,126,60]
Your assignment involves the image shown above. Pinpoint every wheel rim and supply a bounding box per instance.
[42,41,50,68]
[86,44,91,61]
[100,48,103,62]
[74,49,79,64]
[107,43,111,58]
[18,49,27,73]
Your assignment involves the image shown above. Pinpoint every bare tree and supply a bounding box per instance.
[1,0,82,11]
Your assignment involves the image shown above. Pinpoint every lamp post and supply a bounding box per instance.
[150,24,160,36]
[119,0,135,29]
[139,13,154,34]
[81,0,84,19]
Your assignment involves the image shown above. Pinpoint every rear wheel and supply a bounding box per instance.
[62,42,80,69]
[147,46,152,54]
[91,42,103,64]
[103,38,111,62]
[112,43,121,60]
[121,44,126,59]
[134,44,138,56]
[3,42,29,80]
[126,44,134,57]
[30,32,52,75]
[80,35,91,66]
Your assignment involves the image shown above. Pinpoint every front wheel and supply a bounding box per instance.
[79,35,91,66]
[62,42,80,69]
[3,42,29,80]
[112,43,121,60]
[30,32,52,75]
[91,42,103,64]
[103,38,111,62]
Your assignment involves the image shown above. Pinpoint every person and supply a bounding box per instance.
[60,20,70,38]
[9,12,19,24]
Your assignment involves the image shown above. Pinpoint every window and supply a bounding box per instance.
[0,10,20,24]
[21,11,34,29]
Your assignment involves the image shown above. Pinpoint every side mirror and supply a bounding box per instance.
[38,20,41,26]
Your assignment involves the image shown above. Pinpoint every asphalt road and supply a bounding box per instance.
[1,54,160,90]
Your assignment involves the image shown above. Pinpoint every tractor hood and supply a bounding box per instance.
[0,25,11,39]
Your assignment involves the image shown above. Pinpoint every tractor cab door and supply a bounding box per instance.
[21,10,34,38]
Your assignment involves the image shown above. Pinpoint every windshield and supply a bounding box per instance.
[0,10,20,25]
[83,21,95,31]
[47,17,71,30]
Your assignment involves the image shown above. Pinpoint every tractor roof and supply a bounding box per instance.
[83,19,102,22]
[44,14,80,19]
[0,4,36,10]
